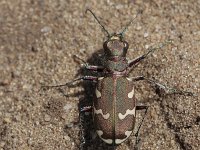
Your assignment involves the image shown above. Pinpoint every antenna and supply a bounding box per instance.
[119,10,140,38]
[86,9,110,38]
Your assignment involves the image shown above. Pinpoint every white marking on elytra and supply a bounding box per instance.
[98,77,104,80]
[128,87,134,98]
[96,130,113,144]
[126,77,132,81]
[94,107,110,119]
[118,107,136,120]
[115,131,132,144]
[95,88,101,98]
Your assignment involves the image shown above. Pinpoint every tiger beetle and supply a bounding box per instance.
[42,9,195,149]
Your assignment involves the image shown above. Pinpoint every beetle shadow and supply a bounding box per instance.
[74,49,117,150]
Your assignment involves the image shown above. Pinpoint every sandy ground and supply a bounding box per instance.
[0,0,200,150]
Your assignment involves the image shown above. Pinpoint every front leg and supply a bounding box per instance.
[73,55,104,72]
[128,40,172,69]
[82,63,104,72]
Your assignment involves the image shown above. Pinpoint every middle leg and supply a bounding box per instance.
[41,76,98,89]
[131,76,195,96]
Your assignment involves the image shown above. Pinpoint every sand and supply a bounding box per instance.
[0,0,199,150]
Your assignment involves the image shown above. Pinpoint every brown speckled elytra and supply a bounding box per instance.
[42,9,195,149]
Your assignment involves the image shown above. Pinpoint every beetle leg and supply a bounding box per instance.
[79,105,94,149]
[128,40,172,69]
[80,106,93,112]
[132,76,195,96]
[134,106,149,150]
[41,76,98,89]
[79,111,86,150]
[83,64,104,72]
[144,78,195,96]
[73,55,104,72]
[131,76,145,82]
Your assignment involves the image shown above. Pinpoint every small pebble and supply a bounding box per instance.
[136,26,142,30]
[4,117,11,123]
[41,26,51,33]
[35,121,40,125]
[0,91,3,96]
[116,4,123,9]
[27,138,33,146]
[64,135,70,141]
[63,104,73,112]
[177,104,184,112]
[66,123,74,128]
[14,115,21,121]
[144,32,149,38]
[44,114,51,122]
[0,141,5,147]
[145,44,150,49]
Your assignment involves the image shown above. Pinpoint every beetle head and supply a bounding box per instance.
[86,9,139,58]
[103,34,129,58]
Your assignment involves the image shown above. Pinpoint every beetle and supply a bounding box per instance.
[43,9,194,148]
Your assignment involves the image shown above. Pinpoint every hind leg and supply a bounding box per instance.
[134,105,149,150]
